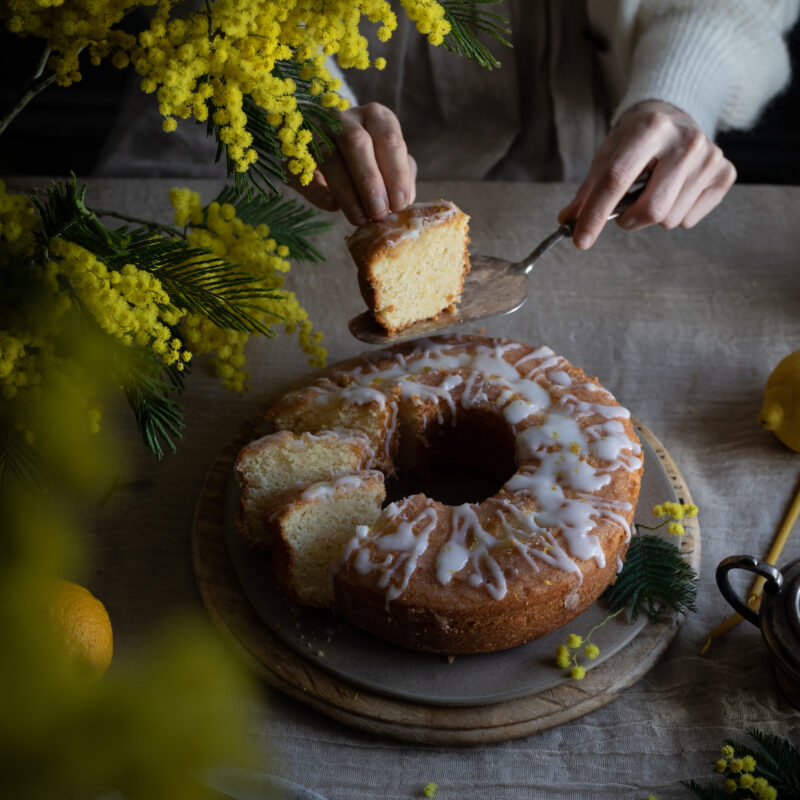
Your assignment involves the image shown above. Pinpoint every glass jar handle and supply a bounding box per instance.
[716,555,784,627]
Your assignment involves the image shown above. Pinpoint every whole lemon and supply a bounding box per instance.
[44,579,113,678]
[759,349,800,453]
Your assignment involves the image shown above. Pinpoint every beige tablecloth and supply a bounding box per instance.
[70,178,800,799]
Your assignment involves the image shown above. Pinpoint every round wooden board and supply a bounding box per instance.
[192,417,700,744]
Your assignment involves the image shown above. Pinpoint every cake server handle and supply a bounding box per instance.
[511,172,650,276]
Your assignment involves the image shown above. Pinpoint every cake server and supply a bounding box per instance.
[348,176,648,345]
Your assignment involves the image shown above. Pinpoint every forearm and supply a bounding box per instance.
[596,0,800,135]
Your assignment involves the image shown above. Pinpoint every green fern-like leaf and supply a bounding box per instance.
[119,233,283,335]
[680,731,800,800]
[604,534,698,621]
[213,186,331,263]
[34,176,131,260]
[680,780,729,800]
[223,95,287,197]
[0,423,47,493]
[115,346,184,460]
[440,0,512,70]
[736,730,800,794]
[34,180,286,335]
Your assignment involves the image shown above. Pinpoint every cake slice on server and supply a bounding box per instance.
[347,201,471,334]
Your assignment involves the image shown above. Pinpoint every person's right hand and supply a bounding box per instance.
[558,101,737,249]
[294,102,417,225]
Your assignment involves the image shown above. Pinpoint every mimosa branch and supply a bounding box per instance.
[0,45,58,137]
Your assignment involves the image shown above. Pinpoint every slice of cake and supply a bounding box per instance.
[265,382,399,474]
[234,430,374,548]
[268,470,386,608]
[347,200,471,334]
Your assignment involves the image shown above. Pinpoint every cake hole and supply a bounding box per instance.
[386,408,517,506]
[385,462,509,506]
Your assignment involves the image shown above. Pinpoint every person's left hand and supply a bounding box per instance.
[558,100,737,249]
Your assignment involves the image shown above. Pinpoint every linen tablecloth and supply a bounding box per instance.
[74,178,800,799]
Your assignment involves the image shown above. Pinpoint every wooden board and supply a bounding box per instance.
[191,417,700,744]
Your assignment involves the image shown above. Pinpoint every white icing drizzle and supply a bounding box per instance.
[312,336,641,604]
[300,471,379,502]
[436,504,507,600]
[346,201,458,250]
[399,373,463,424]
[344,498,440,608]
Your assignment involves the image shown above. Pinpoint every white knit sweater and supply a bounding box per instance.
[591,0,800,134]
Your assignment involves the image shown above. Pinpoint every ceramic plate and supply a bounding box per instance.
[224,426,674,707]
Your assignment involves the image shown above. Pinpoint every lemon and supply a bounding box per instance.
[45,579,113,678]
[759,349,800,453]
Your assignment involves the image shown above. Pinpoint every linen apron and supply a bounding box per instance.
[339,0,609,182]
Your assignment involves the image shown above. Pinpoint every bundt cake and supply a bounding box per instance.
[238,334,643,654]
[346,200,471,334]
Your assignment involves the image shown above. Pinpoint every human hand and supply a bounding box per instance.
[293,102,417,226]
[558,100,737,249]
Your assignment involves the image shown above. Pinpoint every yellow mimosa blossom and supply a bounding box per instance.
[555,645,571,669]
[741,756,756,773]
[171,188,325,390]
[0,179,40,259]
[667,522,685,536]
[399,0,451,44]
[653,502,698,521]
[49,238,189,367]
[1,0,141,85]
[569,665,586,680]
[752,777,777,800]
[1,2,453,182]
[1,179,324,450]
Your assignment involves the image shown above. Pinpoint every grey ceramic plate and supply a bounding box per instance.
[224,427,674,707]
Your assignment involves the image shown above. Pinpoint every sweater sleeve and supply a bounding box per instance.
[604,0,800,135]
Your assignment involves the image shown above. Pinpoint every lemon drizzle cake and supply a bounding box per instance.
[255,334,643,653]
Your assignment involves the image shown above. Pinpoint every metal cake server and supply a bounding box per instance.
[348,175,648,345]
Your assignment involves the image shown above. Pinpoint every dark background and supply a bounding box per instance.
[2,20,800,182]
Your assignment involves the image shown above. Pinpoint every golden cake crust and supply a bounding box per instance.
[334,491,635,654]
